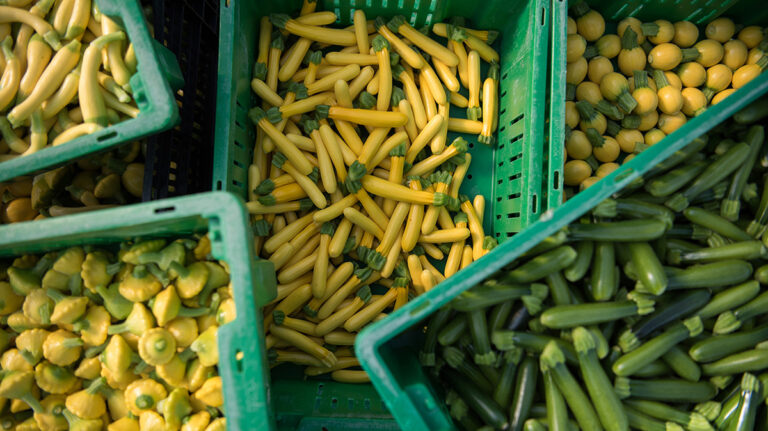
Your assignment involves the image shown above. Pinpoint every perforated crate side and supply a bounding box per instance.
[142,0,219,200]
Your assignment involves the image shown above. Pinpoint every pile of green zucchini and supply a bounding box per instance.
[421,99,768,430]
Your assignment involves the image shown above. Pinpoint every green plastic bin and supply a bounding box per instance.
[357,1,768,427]
[357,73,768,431]
[213,0,551,428]
[0,0,183,184]
[0,192,276,431]
[213,0,552,240]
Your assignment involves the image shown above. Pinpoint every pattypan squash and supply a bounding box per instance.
[42,330,83,366]
[7,254,54,295]
[139,410,165,431]
[65,377,109,420]
[52,248,85,276]
[136,242,186,272]
[108,304,155,337]
[105,386,129,421]
[73,306,110,347]
[184,359,211,393]
[16,329,50,365]
[74,357,101,380]
[124,379,167,416]
[107,417,139,431]
[0,371,43,413]
[34,394,67,431]
[193,377,222,408]
[192,236,211,261]
[216,298,235,326]
[168,262,209,299]
[1,349,34,372]
[7,312,43,333]
[62,409,102,431]
[94,284,133,320]
[180,411,210,431]
[158,388,192,430]
[46,289,88,325]
[0,281,23,315]
[204,417,225,431]
[22,289,53,325]
[81,251,121,292]
[118,267,162,303]
[166,318,198,349]
[190,327,218,368]
[34,361,78,394]
[137,328,176,367]
[121,241,166,265]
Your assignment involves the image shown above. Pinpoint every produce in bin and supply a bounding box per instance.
[0,235,229,430]
[246,3,502,382]
[0,142,144,224]
[418,109,768,429]
[562,0,768,194]
[0,0,141,160]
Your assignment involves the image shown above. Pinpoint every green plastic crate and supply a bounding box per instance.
[357,74,768,431]
[357,1,768,427]
[0,192,276,431]
[213,0,551,240]
[213,0,551,428]
[0,0,183,184]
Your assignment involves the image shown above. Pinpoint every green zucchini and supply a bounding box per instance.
[733,98,768,124]
[593,198,675,228]
[722,126,764,221]
[725,373,761,431]
[645,159,708,197]
[684,206,753,241]
[503,246,577,284]
[614,377,717,402]
[573,327,629,431]
[619,289,710,352]
[451,283,548,312]
[702,348,768,376]
[566,219,668,242]
[443,367,509,430]
[666,143,752,211]
[541,341,602,431]
[612,317,702,377]
[689,323,768,363]
[629,242,668,295]
[509,356,538,431]
[493,349,522,408]
[591,241,618,300]
[667,260,753,290]
[661,345,701,382]
[695,280,760,320]
[564,240,593,283]
[543,369,569,431]
[540,298,653,329]
[713,290,768,334]
[624,399,711,431]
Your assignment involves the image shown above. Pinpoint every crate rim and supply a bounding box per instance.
[356,72,768,431]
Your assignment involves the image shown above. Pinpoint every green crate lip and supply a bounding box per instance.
[0,0,180,184]
[544,0,567,211]
[0,192,275,431]
[356,72,768,431]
